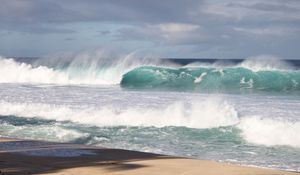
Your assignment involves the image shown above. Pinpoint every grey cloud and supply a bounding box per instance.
[22,26,75,34]
[0,23,75,34]
[0,0,299,57]
[65,37,76,41]
[117,23,225,45]
[1,0,299,31]
[0,0,198,24]
[201,0,300,23]
[98,30,111,36]
[0,1,76,24]
[227,2,299,13]
[0,0,201,34]
[250,3,298,12]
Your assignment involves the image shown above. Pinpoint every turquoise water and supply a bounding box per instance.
[121,66,300,92]
[0,56,299,172]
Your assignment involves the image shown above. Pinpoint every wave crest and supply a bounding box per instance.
[0,50,164,85]
[0,58,70,84]
[238,117,300,148]
[239,55,294,72]
[0,99,238,128]
[1,99,300,148]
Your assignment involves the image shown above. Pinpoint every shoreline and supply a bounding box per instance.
[0,137,298,175]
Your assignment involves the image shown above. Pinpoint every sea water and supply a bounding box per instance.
[0,54,299,172]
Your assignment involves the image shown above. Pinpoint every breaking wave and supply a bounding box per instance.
[1,99,300,148]
[0,50,165,85]
[0,53,298,91]
[0,99,238,128]
[121,66,300,92]
[238,116,300,148]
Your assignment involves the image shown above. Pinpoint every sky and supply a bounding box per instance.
[0,0,300,58]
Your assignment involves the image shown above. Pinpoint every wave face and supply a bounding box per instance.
[121,66,300,92]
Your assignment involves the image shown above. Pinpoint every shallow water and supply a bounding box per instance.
[0,84,299,171]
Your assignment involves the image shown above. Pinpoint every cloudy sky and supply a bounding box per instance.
[0,0,300,58]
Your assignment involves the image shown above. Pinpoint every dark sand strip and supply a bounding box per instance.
[0,138,298,175]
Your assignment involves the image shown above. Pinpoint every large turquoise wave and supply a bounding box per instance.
[121,66,300,92]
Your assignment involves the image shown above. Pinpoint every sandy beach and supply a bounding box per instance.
[0,137,297,175]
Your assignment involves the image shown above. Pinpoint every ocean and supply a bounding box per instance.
[0,55,299,172]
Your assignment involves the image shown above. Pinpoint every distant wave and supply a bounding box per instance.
[121,66,300,92]
[0,53,299,91]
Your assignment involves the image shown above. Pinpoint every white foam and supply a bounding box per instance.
[194,72,207,83]
[0,98,238,129]
[0,51,164,85]
[240,77,253,88]
[237,116,300,148]
[238,55,294,72]
[184,55,294,72]
[0,122,87,142]
[0,58,70,84]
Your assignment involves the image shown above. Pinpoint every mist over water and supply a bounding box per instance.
[1,53,299,90]
[0,50,166,85]
[0,52,300,172]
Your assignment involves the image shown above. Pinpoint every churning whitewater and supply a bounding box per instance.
[1,99,300,149]
[0,55,163,85]
[0,55,300,172]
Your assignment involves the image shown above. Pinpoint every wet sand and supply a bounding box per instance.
[0,137,298,175]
